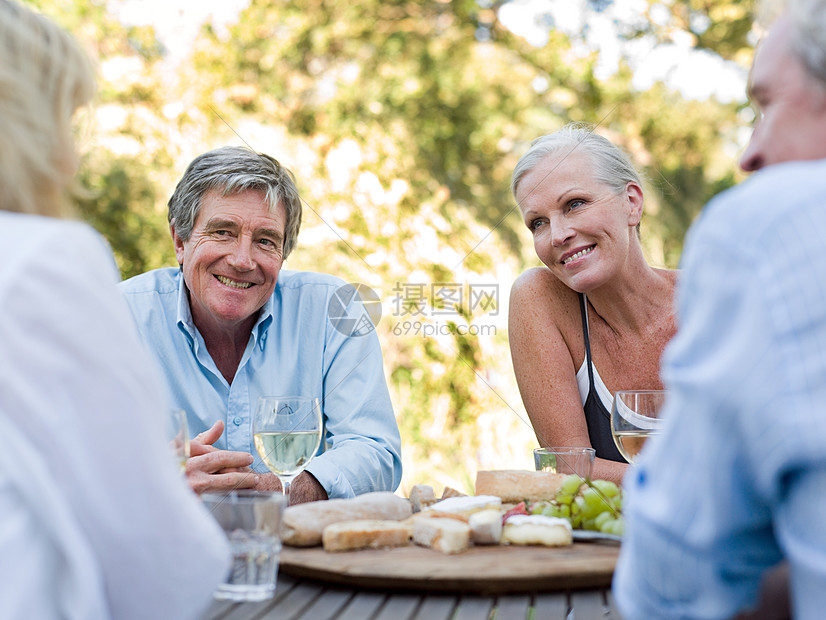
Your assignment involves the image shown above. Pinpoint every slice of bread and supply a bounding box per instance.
[501,514,573,547]
[475,470,566,503]
[322,519,411,552]
[412,517,471,554]
[409,484,437,512]
[440,486,467,499]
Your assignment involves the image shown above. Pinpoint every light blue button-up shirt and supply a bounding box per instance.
[614,159,826,619]
[119,267,402,499]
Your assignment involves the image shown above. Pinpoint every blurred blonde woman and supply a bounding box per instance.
[508,123,676,484]
[0,2,228,618]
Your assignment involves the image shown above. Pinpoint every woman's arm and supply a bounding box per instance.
[509,268,628,484]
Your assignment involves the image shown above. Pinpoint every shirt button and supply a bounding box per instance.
[232,416,243,426]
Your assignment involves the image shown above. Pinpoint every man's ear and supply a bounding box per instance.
[625,182,644,227]
[170,222,185,266]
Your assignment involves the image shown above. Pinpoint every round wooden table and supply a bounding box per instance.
[200,541,625,620]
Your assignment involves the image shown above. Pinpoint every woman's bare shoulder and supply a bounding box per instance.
[510,267,581,323]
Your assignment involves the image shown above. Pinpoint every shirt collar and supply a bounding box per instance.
[175,273,196,344]
[254,294,274,350]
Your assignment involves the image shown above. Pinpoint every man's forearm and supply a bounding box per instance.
[288,471,328,505]
[252,470,327,505]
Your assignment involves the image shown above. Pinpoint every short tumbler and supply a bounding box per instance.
[533,446,596,480]
[202,490,286,602]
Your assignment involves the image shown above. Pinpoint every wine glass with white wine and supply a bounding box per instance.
[611,390,667,464]
[253,396,323,505]
[166,408,190,474]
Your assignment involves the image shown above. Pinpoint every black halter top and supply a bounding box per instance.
[578,293,627,463]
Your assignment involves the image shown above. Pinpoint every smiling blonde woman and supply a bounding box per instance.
[508,123,677,484]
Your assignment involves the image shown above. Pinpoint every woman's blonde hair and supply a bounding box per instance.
[511,122,642,200]
[0,0,96,218]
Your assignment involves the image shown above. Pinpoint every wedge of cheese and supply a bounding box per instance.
[468,508,503,545]
[423,495,501,521]
[412,517,471,554]
[501,514,573,547]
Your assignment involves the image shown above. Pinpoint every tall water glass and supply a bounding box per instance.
[202,490,286,602]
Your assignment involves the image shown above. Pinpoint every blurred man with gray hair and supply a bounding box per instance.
[615,0,826,617]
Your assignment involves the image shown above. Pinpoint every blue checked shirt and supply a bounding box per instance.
[119,268,402,499]
[615,159,826,619]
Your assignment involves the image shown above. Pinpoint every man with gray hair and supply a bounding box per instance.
[615,0,826,617]
[120,146,402,504]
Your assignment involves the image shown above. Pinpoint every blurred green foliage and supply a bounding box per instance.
[36,0,756,493]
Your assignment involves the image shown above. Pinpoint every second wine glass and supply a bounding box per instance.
[610,390,666,464]
[253,396,322,505]
[166,408,190,474]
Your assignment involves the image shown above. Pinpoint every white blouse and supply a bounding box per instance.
[0,212,229,619]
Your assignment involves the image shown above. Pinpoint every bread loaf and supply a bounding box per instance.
[475,470,566,503]
[282,492,412,547]
[322,519,411,552]
[412,517,470,554]
[501,515,572,547]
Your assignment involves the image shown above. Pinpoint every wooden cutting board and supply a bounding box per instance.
[279,542,619,594]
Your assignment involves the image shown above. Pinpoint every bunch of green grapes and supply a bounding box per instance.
[532,475,624,536]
